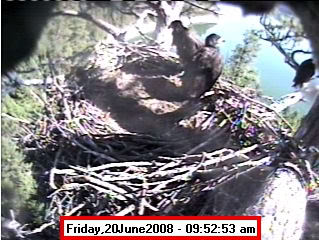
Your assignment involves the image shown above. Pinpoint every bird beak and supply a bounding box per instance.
[217,38,226,46]
[168,22,177,29]
[218,38,226,44]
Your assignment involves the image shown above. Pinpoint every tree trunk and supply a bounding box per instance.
[171,166,308,240]
[147,1,184,49]
[295,96,319,148]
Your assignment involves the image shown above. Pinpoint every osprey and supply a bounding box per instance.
[169,20,203,67]
[292,58,315,88]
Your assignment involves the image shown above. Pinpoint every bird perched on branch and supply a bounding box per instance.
[169,20,204,67]
[292,58,316,88]
[271,58,318,112]
[293,59,319,103]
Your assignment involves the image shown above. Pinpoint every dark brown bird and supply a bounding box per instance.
[189,33,224,95]
[169,20,204,67]
[292,59,315,88]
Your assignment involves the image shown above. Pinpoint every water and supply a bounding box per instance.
[192,4,313,115]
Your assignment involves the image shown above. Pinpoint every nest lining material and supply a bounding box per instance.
[17,41,316,237]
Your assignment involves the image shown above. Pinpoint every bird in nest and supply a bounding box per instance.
[169,20,204,67]
[191,33,224,94]
[169,20,224,98]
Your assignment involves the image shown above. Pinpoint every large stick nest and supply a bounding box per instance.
[19,41,317,237]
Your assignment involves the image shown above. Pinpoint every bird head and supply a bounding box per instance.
[169,20,187,33]
[205,33,224,47]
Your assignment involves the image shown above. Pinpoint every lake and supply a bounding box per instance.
[192,3,312,115]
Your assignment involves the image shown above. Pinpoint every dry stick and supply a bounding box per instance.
[138,182,148,215]
[1,113,31,124]
[226,86,294,131]
[84,176,132,196]
[149,166,190,178]
[85,184,128,201]
[76,161,154,172]
[205,144,258,162]
[72,139,119,162]
[115,205,136,216]
[73,118,90,135]
[49,148,63,190]
[144,200,160,212]
[65,203,86,216]
[28,221,55,235]
[28,88,47,107]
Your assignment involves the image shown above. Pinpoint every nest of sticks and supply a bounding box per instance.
[19,41,317,236]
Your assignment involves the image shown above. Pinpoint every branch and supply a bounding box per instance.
[145,1,166,21]
[264,36,299,70]
[145,1,161,11]
[132,9,157,44]
[291,49,312,63]
[184,0,219,15]
[52,10,126,41]
[1,113,31,124]
[259,15,299,70]
[181,5,193,16]
[112,5,139,18]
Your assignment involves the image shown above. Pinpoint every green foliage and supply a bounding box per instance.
[224,31,261,88]
[281,109,303,133]
[17,1,114,79]
[256,10,306,52]
[2,87,43,120]
[1,134,44,222]
[1,87,46,223]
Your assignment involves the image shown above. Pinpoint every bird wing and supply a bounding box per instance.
[193,47,223,74]
[172,29,204,65]
[189,47,224,92]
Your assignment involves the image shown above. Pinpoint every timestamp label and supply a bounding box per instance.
[61,216,261,240]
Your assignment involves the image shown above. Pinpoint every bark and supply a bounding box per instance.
[295,96,319,148]
[287,2,319,69]
[288,2,319,148]
[146,1,185,48]
[172,166,308,240]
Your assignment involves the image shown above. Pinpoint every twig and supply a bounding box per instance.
[1,113,31,124]
[184,0,219,15]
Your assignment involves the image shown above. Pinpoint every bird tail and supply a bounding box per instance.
[292,76,302,88]
[292,82,300,88]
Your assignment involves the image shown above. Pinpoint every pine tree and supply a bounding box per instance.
[224,31,261,88]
